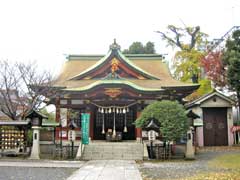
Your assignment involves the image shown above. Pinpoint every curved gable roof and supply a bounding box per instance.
[69,48,160,80]
[53,42,199,96]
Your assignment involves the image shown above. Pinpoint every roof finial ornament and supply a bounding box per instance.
[110,38,121,51]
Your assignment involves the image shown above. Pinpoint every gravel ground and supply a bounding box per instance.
[138,150,240,180]
[0,167,77,180]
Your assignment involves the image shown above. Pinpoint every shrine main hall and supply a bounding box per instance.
[50,41,198,141]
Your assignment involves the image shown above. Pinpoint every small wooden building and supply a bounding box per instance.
[46,41,199,142]
[186,91,235,146]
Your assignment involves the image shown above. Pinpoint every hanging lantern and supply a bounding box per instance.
[123,126,128,133]
[126,107,129,112]
[119,108,122,114]
[109,108,112,113]
[124,113,128,132]
[123,108,126,114]
[113,129,116,136]
[116,108,119,114]
[113,109,116,137]
[101,108,104,113]
[113,107,115,112]
[102,113,105,134]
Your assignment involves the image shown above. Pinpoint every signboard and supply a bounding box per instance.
[81,113,90,145]
[59,130,67,138]
[76,130,82,138]
[68,130,76,141]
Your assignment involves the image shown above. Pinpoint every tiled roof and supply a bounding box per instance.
[53,42,199,93]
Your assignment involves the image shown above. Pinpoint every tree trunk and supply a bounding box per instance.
[237,92,240,121]
[191,74,198,83]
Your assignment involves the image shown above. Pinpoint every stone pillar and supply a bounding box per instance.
[29,126,41,159]
[185,128,195,160]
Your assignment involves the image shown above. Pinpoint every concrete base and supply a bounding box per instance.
[136,137,142,143]
[75,142,84,160]
[143,142,149,160]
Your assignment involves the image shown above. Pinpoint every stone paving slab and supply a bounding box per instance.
[67,160,142,180]
[0,160,85,168]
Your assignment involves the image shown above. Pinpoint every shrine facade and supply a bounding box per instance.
[50,41,199,141]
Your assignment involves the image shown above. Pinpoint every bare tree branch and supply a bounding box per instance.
[0,60,55,120]
[186,26,200,50]
[155,30,182,49]
[155,25,184,50]
[155,25,206,51]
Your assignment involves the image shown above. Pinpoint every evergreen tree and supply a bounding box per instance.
[144,41,155,54]
[223,30,240,111]
[123,41,155,54]
[135,100,188,142]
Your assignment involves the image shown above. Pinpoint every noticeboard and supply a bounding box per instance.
[81,113,90,144]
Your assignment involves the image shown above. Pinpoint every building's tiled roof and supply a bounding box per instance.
[186,90,235,108]
[51,40,199,95]
[54,55,198,91]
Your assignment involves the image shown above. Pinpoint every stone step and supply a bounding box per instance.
[82,142,143,160]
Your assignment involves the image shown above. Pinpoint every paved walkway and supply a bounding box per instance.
[67,160,142,180]
[0,159,84,168]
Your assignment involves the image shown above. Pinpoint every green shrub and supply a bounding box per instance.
[135,100,189,141]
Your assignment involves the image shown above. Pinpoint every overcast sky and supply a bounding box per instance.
[0,0,239,74]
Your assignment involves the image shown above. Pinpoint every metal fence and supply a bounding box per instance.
[147,144,172,160]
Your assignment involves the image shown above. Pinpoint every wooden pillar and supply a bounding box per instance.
[135,104,142,142]
[55,97,61,141]
[55,97,60,122]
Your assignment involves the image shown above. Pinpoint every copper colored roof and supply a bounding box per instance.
[54,58,198,91]
[53,42,199,94]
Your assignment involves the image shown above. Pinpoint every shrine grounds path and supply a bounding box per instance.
[0,167,76,180]
[67,160,142,180]
[0,160,82,180]
[0,148,240,180]
[138,147,240,180]
[0,159,142,180]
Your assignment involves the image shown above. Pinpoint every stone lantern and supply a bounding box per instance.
[145,118,160,159]
[26,109,47,159]
[186,110,200,160]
